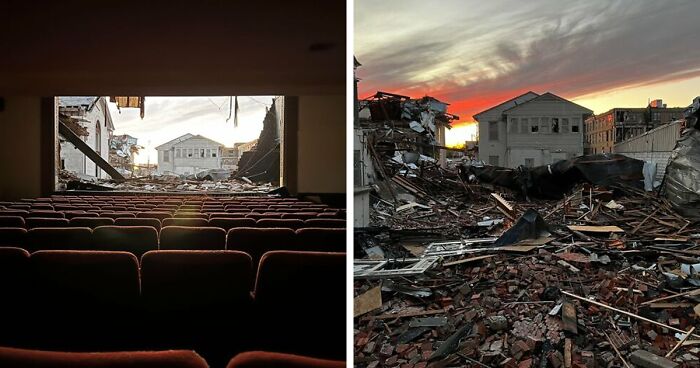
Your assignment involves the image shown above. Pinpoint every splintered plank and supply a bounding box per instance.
[567,225,624,233]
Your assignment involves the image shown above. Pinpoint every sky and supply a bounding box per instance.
[355,0,700,146]
[108,96,274,164]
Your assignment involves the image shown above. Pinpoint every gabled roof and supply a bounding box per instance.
[155,134,225,150]
[502,92,593,114]
[473,91,539,121]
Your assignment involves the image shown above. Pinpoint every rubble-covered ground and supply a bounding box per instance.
[57,169,275,193]
[355,166,700,368]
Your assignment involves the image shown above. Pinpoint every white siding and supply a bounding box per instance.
[157,136,223,175]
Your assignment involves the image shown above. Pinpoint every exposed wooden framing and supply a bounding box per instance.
[58,119,125,182]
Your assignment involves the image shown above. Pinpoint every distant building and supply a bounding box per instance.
[59,96,114,178]
[154,134,224,175]
[221,139,258,170]
[475,92,592,168]
[584,99,685,154]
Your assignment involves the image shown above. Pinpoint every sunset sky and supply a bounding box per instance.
[108,97,272,164]
[355,0,700,146]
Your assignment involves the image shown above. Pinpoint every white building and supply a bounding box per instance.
[475,92,592,168]
[59,96,114,178]
[155,134,224,175]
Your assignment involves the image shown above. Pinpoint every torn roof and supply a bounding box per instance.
[502,92,593,114]
[58,96,99,108]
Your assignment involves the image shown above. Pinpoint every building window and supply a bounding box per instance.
[551,118,559,133]
[206,149,211,157]
[488,155,499,166]
[520,118,528,133]
[572,118,580,133]
[163,151,170,162]
[524,158,534,167]
[540,117,549,133]
[531,124,539,133]
[175,148,181,158]
[187,149,193,158]
[489,121,499,141]
[212,149,217,158]
[200,149,205,158]
[653,112,660,121]
[509,118,518,133]
[561,118,569,133]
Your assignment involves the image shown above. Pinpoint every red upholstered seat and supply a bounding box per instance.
[115,217,162,231]
[280,212,318,220]
[226,228,296,268]
[160,226,226,250]
[0,215,25,228]
[100,212,137,219]
[304,219,346,228]
[28,210,65,218]
[0,209,29,218]
[25,227,93,252]
[25,217,70,229]
[136,211,173,221]
[141,250,253,313]
[208,212,245,219]
[92,226,159,257]
[0,227,26,247]
[209,218,256,231]
[227,351,345,368]
[256,218,305,230]
[69,216,115,229]
[295,228,346,252]
[62,211,99,219]
[254,251,346,358]
[174,212,208,219]
[0,346,209,368]
[162,218,209,227]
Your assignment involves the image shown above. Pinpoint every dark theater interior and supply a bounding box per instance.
[0,1,347,367]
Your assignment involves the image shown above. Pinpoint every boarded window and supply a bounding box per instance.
[488,155,499,166]
[489,121,499,141]
[509,118,518,133]
[206,148,211,157]
[561,118,569,133]
[524,158,534,167]
[175,148,181,158]
[163,151,170,162]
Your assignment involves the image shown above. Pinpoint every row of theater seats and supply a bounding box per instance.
[0,225,344,268]
[0,347,344,367]
[0,248,345,366]
[0,215,345,230]
[0,209,343,218]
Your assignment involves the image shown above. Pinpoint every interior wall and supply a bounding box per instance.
[0,97,43,200]
[296,95,346,194]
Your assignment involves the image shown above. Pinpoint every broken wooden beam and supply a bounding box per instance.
[58,119,126,182]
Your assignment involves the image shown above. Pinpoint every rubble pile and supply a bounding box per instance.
[57,169,274,193]
[355,178,700,367]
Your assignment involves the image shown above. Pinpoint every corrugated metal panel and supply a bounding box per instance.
[614,121,682,153]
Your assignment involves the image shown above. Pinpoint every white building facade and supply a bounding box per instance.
[476,92,592,168]
[155,134,224,175]
[59,97,114,178]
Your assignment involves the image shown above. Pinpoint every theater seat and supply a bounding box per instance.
[0,346,209,368]
[162,218,209,227]
[69,216,115,229]
[0,215,25,228]
[137,211,173,221]
[25,227,93,252]
[280,212,318,220]
[226,228,296,269]
[254,251,346,358]
[0,227,26,248]
[141,250,253,313]
[93,226,159,258]
[295,228,346,252]
[209,218,256,231]
[227,351,345,368]
[26,217,69,229]
[28,210,65,218]
[115,217,162,231]
[29,251,141,349]
[160,226,226,250]
[256,219,304,230]
[174,212,208,219]
[304,219,346,228]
